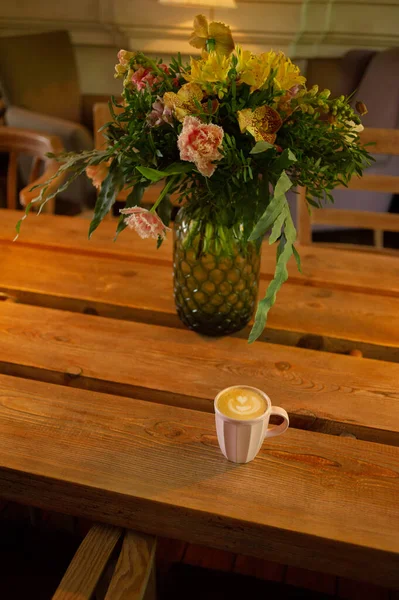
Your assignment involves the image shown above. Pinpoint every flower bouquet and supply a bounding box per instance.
[16,14,371,342]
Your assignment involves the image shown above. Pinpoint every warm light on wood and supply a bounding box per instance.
[159,0,237,7]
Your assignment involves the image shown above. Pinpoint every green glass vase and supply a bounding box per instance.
[173,207,262,337]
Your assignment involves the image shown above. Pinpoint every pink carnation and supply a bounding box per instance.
[120,207,170,240]
[177,116,224,177]
[131,64,168,92]
[86,161,110,190]
[131,67,156,91]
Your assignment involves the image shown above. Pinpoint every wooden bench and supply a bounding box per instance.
[53,524,157,600]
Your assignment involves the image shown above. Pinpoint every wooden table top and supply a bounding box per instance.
[0,209,399,588]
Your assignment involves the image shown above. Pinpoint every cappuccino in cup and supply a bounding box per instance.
[214,385,289,463]
[216,387,267,420]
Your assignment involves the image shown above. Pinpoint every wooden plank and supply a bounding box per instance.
[337,578,391,599]
[183,544,235,572]
[0,303,398,444]
[156,538,187,569]
[311,208,399,232]
[285,566,337,595]
[1,243,398,362]
[338,174,399,194]
[0,374,398,587]
[53,523,122,600]
[233,555,285,582]
[105,531,157,600]
[358,128,399,156]
[2,210,399,299]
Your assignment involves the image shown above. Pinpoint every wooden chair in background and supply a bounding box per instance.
[297,128,399,253]
[53,523,157,600]
[0,127,65,213]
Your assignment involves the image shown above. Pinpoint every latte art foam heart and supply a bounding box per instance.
[217,387,267,420]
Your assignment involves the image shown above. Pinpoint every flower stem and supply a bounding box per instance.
[150,176,175,213]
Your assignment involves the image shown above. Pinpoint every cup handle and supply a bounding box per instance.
[264,406,289,439]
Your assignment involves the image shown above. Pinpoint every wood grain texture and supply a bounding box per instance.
[2,210,399,298]
[1,243,399,362]
[0,374,398,587]
[53,524,122,600]
[0,303,398,444]
[105,531,157,600]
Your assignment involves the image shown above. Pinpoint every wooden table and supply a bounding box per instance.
[0,209,399,592]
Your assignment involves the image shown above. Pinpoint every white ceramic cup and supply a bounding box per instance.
[214,385,289,463]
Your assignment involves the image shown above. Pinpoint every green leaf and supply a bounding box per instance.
[136,162,192,183]
[250,141,274,155]
[163,162,193,175]
[249,237,293,343]
[156,193,172,227]
[151,176,176,212]
[269,203,288,244]
[248,171,292,241]
[115,183,145,238]
[89,166,122,238]
[284,204,297,243]
[293,245,302,273]
[273,148,297,171]
[136,166,169,182]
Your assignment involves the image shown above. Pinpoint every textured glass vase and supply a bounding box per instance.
[173,207,262,336]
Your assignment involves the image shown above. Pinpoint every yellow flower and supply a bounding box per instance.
[163,83,204,122]
[184,52,231,86]
[237,50,276,92]
[273,53,306,91]
[237,106,282,143]
[236,48,306,94]
[189,14,234,57]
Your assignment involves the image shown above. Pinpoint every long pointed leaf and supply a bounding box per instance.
[293,245,302,273]
[249,237,293,343]
[269,203,288,244]
[89,167,122,238]
[249,171,292,241]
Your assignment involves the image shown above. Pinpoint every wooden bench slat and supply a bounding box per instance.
[52,524,122,600]
[311,208,399,232]
[338,174,399,194]
[0,303,398,444]
[0,374,398,587]
[105,531,157,600]
[1,244,399,362]
[2,210,399,298]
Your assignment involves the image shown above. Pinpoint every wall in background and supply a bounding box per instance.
[0,0,398,94]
